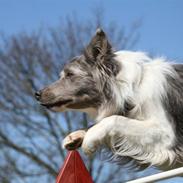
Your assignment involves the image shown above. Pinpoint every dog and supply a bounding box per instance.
[35,29,183,170]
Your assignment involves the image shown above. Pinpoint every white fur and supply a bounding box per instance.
[82,51,177,167]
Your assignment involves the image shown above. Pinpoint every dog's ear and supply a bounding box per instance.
[84,28,113,65]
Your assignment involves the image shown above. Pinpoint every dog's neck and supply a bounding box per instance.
[95,51,144,122]
[79,105,122,122]
[79,51,145,122]
[78,107,98,119]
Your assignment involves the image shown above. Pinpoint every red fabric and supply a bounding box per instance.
[56,150,94,183]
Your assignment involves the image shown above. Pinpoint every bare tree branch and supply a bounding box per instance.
[0,10,141,183]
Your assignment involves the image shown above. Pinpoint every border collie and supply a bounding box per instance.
[35,29,183,169]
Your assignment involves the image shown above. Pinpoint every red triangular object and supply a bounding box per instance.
[56,150,94,183]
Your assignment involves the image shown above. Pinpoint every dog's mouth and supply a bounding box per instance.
[41,99,73,108]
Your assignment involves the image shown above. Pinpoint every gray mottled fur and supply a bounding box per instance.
[163,64,183,163]
[35,29,183,170]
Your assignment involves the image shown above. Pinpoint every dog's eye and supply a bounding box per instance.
[65,72,74,78]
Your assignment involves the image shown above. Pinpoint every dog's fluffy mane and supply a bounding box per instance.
[37,29,183,169]
[94,51,183,169]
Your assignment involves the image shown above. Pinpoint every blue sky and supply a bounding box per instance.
[0,0,183,62]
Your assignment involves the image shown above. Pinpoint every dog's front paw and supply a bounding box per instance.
[82,137,98,156]
[81,126,104,156]
[62,130,86,150]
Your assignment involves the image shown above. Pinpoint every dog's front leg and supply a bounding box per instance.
[82,115,174,159]
[81,118,114,156]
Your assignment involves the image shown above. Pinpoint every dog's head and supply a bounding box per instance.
[35,29,120,117]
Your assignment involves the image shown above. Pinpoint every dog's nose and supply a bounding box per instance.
[35,91,41,101]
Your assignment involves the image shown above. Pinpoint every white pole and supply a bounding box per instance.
[126,167,183,183]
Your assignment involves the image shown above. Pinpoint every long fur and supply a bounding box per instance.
[37,29,183,170]
[92,51,183,169]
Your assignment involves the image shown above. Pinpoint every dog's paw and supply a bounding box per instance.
[81,126,103,156]
[82,139,98,156]
[62,130,86,150]
[82,138,98,156]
